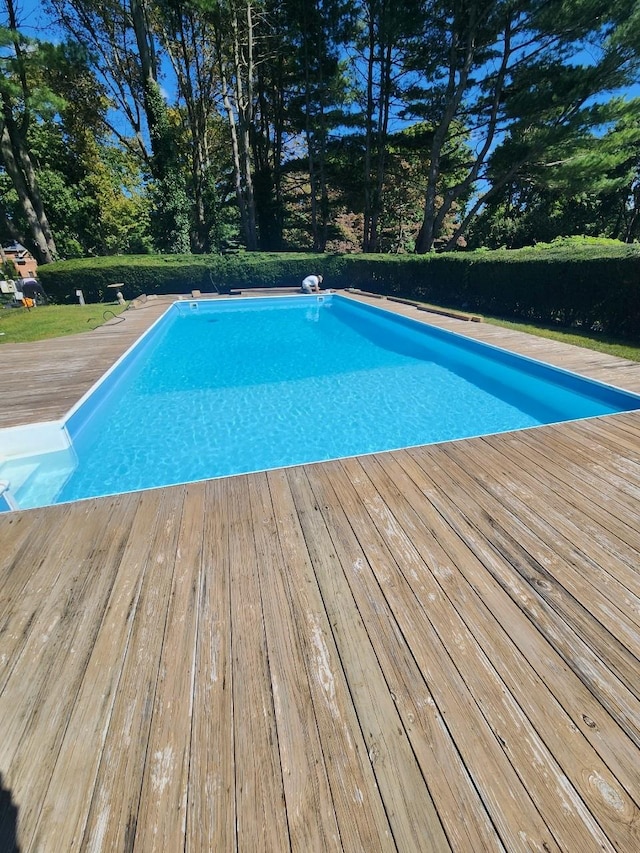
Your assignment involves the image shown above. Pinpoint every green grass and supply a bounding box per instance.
[0,302,128,344]
[483,315,640,362]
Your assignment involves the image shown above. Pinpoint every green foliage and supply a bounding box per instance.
[8,0,640,258]
[471,101,640,248]
[145,83,191,253]
[37,244,640,339]
[0,257,17,279]
[405,0,640,251]
[410,243,640,339]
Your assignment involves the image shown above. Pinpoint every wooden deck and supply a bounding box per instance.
[1,294,640,851]
[0,297,173,429]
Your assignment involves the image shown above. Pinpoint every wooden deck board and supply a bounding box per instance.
[249,472,342,852]
[265,467,396,851]
[186,477,235,852]
[437,439,640,656]
[25,491,151,850]
[80,487,186,851]
[352,451,638,848]
[2,293,640,850]
[337,455,618,851]
[227,475,291,852]
[364,449,640,817]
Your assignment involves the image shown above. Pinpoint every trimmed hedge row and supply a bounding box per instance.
[37,244,640,339]
[36,253,332,304]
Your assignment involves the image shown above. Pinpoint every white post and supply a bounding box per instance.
[76,289,85,306]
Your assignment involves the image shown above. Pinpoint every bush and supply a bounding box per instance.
[37,241,640,339]
[37,253,331,304]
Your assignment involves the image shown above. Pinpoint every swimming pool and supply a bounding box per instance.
[2,293,639,510]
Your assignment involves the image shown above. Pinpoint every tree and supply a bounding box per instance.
[350,0,423,251]
[48,0,190,253]
[153,0,231,252]
[321,120,471,251]
[405,0,640,253]
[468,99,640,247]
[0,33,153,258]
[283,0,356,251]
[0,0,58,262]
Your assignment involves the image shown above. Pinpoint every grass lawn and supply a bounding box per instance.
[483,315,640,362]
[0,302,128,344]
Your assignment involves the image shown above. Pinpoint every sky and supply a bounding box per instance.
[7,0,63,45]
[13,0,59,37]
[8,0,640,111]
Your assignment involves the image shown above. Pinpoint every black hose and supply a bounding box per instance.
[102,309,125,325]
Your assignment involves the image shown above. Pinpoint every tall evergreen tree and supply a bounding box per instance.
[283,0,355,251]
[0,0,58,263]
[351,0,422,251]
[405,0,640,253]
[469,100,640,247]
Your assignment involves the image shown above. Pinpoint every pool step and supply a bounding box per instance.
[0,448,78,510]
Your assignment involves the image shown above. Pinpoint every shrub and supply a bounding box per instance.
[36,242,640,339]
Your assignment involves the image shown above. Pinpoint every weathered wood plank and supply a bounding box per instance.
[0,300,171,428]
[0,505,62,597]
[186,478,236,852]
[0,504,76,696]
[226,475,290,853]
[318,458,559,851]
[340,454,616,852]
[363,450,640,845]
[403,444,640,750]
[25,491,154,851]
[2,493,137,850]
[427,440,640,694]
[266,467,395,852]
[303,463,504,852]
[134,482,206,851]
[518,422,640,530]
[0,497,126,770]
[249,472,341,851]
[477,431,640,604]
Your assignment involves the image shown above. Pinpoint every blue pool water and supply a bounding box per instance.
[3,294,640,509]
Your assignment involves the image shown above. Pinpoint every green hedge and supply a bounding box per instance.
[37,242,640,339]
[36,253,332,304]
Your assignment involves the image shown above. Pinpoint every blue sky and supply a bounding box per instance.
[12,0,61,40]
[9,0,640,107]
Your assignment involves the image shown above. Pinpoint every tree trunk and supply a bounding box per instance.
[1,0,57,263]
[415,31,472,253]
[161,10,212,252]
[368,41,393,252]
[224,0,258,250]
[362,7,376,252]
[0,124,56,263]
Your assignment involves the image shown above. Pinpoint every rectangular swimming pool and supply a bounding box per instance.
[2,293,639,510]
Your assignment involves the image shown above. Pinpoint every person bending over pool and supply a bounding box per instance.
[301,273,323,293]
